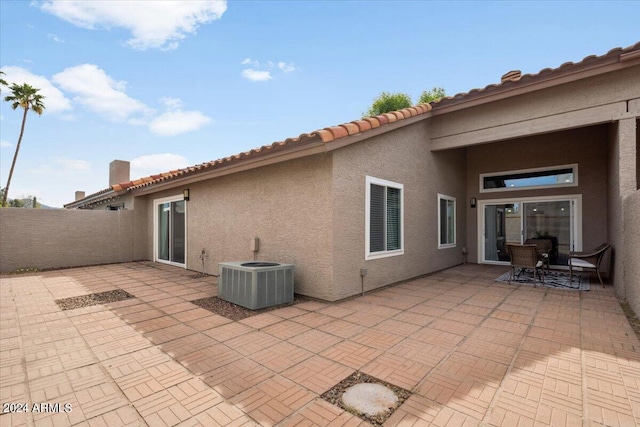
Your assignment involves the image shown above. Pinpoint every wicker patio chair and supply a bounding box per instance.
[507,244,545,287]
[569,243,610,287]
[524,238,553,271]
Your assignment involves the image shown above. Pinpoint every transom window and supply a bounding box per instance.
[365,176,404,260]
[438,194,456,248]
[480,164,577,193]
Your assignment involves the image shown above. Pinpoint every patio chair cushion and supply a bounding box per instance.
[569,258,596,269]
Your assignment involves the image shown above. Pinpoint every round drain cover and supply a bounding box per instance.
[341,383,398,416]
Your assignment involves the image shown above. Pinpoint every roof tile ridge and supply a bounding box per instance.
[432,42,640,108]
[119,100,436,195]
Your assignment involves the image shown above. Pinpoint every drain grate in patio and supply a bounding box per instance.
[56,290,134,310]
[320,372,411,426]
[191,296,307,321]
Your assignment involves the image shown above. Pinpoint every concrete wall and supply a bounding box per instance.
[140,153,335,300]
[624,190,640,315]
[465,125,608,264]
[0,208,138,272]
[331,121,466,300]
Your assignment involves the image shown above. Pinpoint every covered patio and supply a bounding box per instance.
[1,262,638,426]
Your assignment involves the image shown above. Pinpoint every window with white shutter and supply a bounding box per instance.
[366,176,404,259]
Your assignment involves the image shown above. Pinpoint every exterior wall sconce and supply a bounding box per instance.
[183,189,190,201]
[470,197,477,208]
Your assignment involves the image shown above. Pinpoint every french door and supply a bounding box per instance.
[154,196,186,267]
[480,195,581,266]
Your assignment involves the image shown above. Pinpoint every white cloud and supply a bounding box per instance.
[241,69,272,82]
[40,0,227,50]
[130,153,190,179]
[240,59,296,81]
[20,157,96,207]
[161,97,184,111]
[0,140,11,148]
[52,64,152,121]
[278,62,296,73]
[0,66,72,113]
[148,97,210,135]
[149,110,211,136]
[47,34,64,43]
[241,58,259,67]
[26,157,92,176]
[53,158,91,171]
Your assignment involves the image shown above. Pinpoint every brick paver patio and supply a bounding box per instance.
[1,262,639,426]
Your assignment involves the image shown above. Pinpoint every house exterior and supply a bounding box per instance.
[65,160,134,210]
[66,43,639,302]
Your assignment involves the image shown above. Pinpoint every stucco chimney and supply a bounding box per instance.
[109,160,130,186]
[75,191,85,201]
[501,70,522,83]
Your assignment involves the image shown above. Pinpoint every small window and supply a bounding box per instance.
[480,164,577,193]
[366,176,404,259]
[438,194,456,248]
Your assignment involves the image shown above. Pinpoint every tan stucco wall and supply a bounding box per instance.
[608,118,638,297]
[0,209,137,272]
[330,121,466,300]
[429,66,640,144]
[623,191,640,314]
[132,196,149,261]
[140,154,334,300]
[465,125,608,264]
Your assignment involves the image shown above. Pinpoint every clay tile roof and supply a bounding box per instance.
[363,117,380,128]
[501,70,522,83]
[398,110,409,118]
[384,112,398,123]
[375,114,390,126]
[352,119,372,133]
[432,42,640,109]
[315,129,335,142]
[327,126,349,140]
[340,123,360,135]
[93,96,433,196]
[68,43,637,205]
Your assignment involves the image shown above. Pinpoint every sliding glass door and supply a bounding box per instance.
[155,197,186,266]
[481,196,580,265]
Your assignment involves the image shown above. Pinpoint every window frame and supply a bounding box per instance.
[365,176,404,260]
[479,164,578,193]
[438,193,456,249]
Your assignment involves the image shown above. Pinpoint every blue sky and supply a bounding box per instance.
[1,1,638,207]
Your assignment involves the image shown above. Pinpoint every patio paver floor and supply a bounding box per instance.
[1,261,639,426]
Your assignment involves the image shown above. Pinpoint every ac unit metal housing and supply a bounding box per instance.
[218,261,294,310]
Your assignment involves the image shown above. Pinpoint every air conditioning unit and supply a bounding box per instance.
[218,261,294,310]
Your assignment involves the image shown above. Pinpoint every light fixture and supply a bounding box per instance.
[183,188,190,201]
[470,197,477,208]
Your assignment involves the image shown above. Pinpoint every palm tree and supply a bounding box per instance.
[2,83,45,207]
[0,71,7,89]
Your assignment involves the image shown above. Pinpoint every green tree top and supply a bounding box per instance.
[2,83,46,207]
[0,71,7,90]
[4,83,45,114]
[363,91,412,117]
[417,87,446,104]
[364,87,447,118]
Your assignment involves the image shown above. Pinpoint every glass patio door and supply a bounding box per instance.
[156,198,186,266]
[484,203,521,262]
[482,197,578,265]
